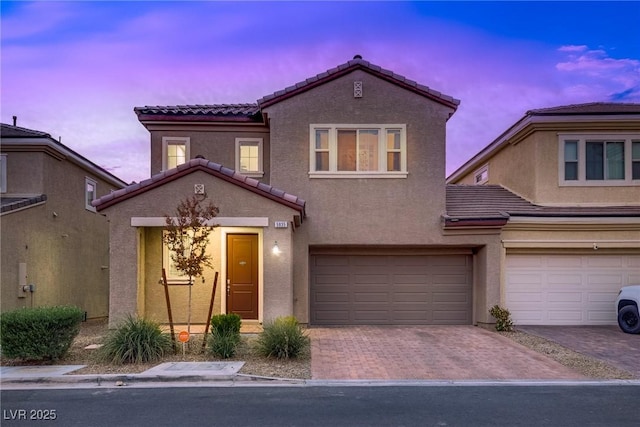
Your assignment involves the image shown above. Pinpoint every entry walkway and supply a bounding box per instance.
[308,326,587,380]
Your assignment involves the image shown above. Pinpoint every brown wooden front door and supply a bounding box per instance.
[226,234,259,319]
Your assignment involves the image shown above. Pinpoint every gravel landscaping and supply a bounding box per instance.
[1,319,635,380]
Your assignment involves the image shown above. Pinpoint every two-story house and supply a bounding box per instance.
[1,122,127,319]
[447,103,640,325]
[94,57,639,329]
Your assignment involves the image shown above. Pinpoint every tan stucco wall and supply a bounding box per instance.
[148,127,270,180]
[1,151,119,318]
[264,69,454,245]
[3,151,46,194]
[454,130,640,205]
[101,170,298,327]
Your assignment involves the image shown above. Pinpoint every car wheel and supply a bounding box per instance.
[617,305,640,334]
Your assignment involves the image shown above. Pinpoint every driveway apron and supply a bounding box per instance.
[308,326,586,380]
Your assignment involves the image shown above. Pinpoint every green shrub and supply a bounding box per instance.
[208,330,240,358]
[98,316,172,364]
[210,313,242,337]
[0,306,84,361]
[208,313,241,358]
[255,316,309,359]
[489,305,514,332]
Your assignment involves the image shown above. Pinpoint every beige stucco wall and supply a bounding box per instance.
[264,69,454,245]
[148,126,270,181]
[101,170,298,328]
[1,150,120,318]
[454,130,640,205]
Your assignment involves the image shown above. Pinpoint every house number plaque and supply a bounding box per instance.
[274,221,288,228]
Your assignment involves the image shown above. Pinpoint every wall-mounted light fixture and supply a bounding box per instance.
[272,241,281,255]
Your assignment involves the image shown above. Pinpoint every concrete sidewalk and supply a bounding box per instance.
[0,361,308,389]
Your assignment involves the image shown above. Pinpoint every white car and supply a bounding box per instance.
[615,285,640,334]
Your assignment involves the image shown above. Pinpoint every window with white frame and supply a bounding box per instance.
[559,134,640,185]
[162,232,191,284]
[235,138,263,177]
[0,154,6,193]
[162,137,190,170]
[474,164,489,185]
[309,124,407,177]
[85,177,97,211]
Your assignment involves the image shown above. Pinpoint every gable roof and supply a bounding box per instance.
[1,123,128,189]
[447,102,640,183]
[134,56,460,126]
[445,185,640,227]
[94,158,306,218]
[257,55,460,112]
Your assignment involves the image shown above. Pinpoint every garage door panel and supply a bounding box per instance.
[354,292,389,303]
[547,256,583,268]
[393,292,428,302]
[314,292,349,303]
[586,257,623,268]
[315,311,350,322]
[547,274,582,285]
[506,254,640,326]
[393,274,429,284]
[433,310,469,322]
[310,254,472,325]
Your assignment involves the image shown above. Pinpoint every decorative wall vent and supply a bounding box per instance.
[194,184,205,194]
[354,81,363,98]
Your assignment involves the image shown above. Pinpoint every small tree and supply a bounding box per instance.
[163,195,219,333]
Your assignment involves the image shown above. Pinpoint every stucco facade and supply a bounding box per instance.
[105,59,640,328]
[448,104,640,325]
[1,124,127,318]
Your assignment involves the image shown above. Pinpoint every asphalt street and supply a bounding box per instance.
[1,384,637,427]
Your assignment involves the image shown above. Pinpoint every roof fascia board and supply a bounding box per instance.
[96,165,305,214]
[1,137,127,188]
[259,65,459,111]
[132,217,269,227]
[502,239,640,249]
[142,123,269,132]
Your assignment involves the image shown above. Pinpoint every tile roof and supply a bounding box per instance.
[0,124,51,138]
[1,194,47,215]
[527,102,640,116]
[257,56,460,110]
[134,104,262,123]
[94,158,306,217]
[445,185,640,226]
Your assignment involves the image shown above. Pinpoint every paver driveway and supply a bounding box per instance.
[519,325,640,378]
[308,326,586,380]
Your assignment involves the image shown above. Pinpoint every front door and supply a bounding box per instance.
[226,234,259,319]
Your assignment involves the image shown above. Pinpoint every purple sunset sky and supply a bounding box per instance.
[2,1,639,184]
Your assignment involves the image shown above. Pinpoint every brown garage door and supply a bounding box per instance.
[310,254,473,325]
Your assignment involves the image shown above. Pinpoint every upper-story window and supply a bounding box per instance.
[474,164,489,185]
[85,177,97,212]
[235,138,264,178]
[558,134,640,186]
[309,124,407,178]
[0,154,6,193]
[162,137,190,170]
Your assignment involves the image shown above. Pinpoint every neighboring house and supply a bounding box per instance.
[93,56,639,329]
[447,103,640,325]
[1,122,127,319]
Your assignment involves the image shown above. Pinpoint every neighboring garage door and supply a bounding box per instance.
[310,254,472,325]
[505,254,640,325]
